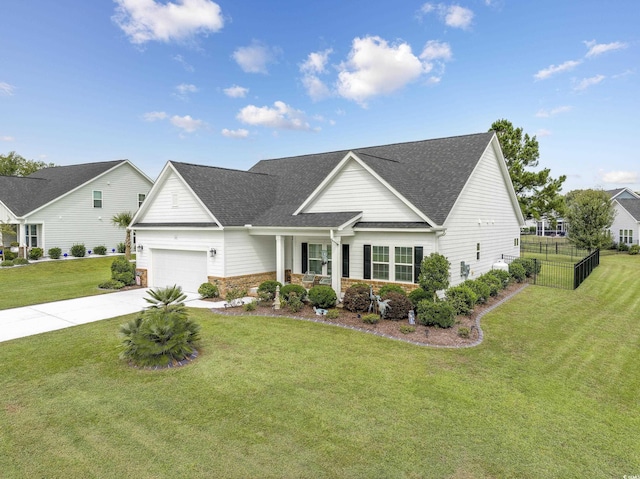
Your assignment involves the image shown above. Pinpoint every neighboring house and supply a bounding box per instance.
[0,160,153,257]
[607,187,640,246]
[131,132,525,294]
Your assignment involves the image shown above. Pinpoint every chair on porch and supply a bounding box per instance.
[318,276,331,286]
[301,271,316,289]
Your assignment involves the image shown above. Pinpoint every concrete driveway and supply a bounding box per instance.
[0,289,215,343]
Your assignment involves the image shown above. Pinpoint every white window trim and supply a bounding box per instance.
[93,190,103,209]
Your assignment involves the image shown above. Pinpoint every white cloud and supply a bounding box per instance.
[420,3,474,29]
[336,36,437,106]
[172,54,194,72]
[301,49,332,74]
[584,40,627,58]
[535,105,572,118]
[1,136,14,141]
[233,41,279,74]
[534,60,581,80]
[573,74,605,91]
[223,85,249,98]
[142,111,168,121]
[221,128,249,138]
[420,40,452,62]
[0,82,15,96]
[237,101,311,130]
[174,83,198,99]
[300,49,334,101]
[601,170,638,184]
[536,128,552,137]
[170,114,204,132]
[113,0,224,44]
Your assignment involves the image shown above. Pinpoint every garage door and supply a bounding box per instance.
[152,249,208,293]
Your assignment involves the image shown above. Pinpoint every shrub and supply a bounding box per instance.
[198,282,219,298]
[509,262,527,283]
[257,280,282,300]
[463,279,491,304]
[308,285,337,308]
[362,313,380,324]
[28,247,43,260]
[408,287,431,306]
[416,300,456,328]
[111,257,136,285]
[478,273,502,297]
[13,257,29,265]
[629,244,639,255]
[225,288,247,301]
[94,245,107,255]
[117,242,126,254]
[380,291,413,320]
[511,257,540,277]
[446,285,478,316]
[486,269,511,289]
[3,251,17,261]
[378,284,406,297]
[243,301,256,312]
[119,286,200,368]
[48,247,62,259]
[343,284,371,312]
[458,327,471,339]
[280,284,307,301]
[98,279,125,290]
[399,325,416,334]
[70,244,86,257]
[1,260,14,267]
[618,242,630,252]
[418,253,450,297]
[326,309,340,319]
[285,292,304,313]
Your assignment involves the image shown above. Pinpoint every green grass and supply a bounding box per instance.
[1,255,639,477]
[0,257,117,310]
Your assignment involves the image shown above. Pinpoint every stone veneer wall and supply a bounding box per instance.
[207,271,277,298]
[135,268,148,288]
[291,273,420,295]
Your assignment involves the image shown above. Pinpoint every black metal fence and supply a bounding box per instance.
[520,241,590,261]
[501,249,600,290]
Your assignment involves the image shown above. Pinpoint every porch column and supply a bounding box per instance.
[17,222,26,259]
[275,235,285,284]
[330,231,341,294]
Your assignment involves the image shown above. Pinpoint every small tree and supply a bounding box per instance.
[418,253,450,300]
[564,189,616,252]
[111,211,133,260]
[0,151,55,176]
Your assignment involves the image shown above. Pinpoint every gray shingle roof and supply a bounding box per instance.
[617,198,640,221]
[0,160,124,216]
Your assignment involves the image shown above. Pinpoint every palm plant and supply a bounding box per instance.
[111,211,133,260]
[119,286,200,368]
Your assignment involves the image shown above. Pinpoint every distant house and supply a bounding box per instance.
[0,160,153,257]
[607,187,640,247]
[131,132,524,294]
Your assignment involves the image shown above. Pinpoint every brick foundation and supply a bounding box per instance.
[207,271,277,298]
[135,268,148,287]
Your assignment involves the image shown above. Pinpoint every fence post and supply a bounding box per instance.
[533,258,537,285]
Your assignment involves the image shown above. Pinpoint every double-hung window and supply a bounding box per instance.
[93,190,103,208]
[394,247,413,282]
[25,224,38,247]
[308,243,331,275]
[372,246,389,280]
[138,193,146,207]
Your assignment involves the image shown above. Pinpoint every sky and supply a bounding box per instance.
[1,0,638,193]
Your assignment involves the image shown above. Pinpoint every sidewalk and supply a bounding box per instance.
[0,289,215,343]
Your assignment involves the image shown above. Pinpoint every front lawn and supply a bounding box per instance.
[0,255,638,477]
[0,256,117,310]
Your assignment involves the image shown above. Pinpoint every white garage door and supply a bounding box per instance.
[152,249,208,293]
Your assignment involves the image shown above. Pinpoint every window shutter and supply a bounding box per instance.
[342,244,350,278]
[301,243,308,273]
[414,246,423,283]
[363,244,371,280]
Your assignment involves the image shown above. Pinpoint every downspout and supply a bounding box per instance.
[434,229,446,253]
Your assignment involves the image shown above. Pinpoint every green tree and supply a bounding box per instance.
[0,151,55,176]
[490,119,566,220]
[418,253,450,300]
[111,211,133,260]
[564,189,616,252]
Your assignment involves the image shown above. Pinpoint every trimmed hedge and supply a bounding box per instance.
[380,291,413,320]
[198,282,219,298]
[446,285,478,316]
[343,284,371,312]
[308,285,336,308]
[257,280,282,300]
[48,247,62,259]
[416,300,456,328]
[280,284,307,301]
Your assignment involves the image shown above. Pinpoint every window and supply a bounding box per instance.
[395,247,413,282]
[93,190,102,208]
[514,238,519,247]
[308,243,331,275]
[476,243,481,260]
[630,230,634,245]
[138,193,146,207]
[25,224,38,248]
[372,246,389,280]
[620,229,624,244]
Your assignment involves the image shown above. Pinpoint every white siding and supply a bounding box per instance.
[304,159,423,222]
[141,171,212,223]
[440,144,521,286]
[24,163,152,254]
[224,230,275,276]
[610,203,639,245]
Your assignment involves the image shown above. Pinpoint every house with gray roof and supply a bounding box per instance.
[0,160,153,257]
[607,187,640,247]
[131,132,525,294]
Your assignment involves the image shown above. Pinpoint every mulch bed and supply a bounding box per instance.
[210,282,528,348]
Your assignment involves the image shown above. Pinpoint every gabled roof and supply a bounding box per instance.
[0,160,140,216]
[616,198,640,221]
[606,187,640,200]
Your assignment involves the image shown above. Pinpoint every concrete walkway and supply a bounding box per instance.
[0,289,215,344]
